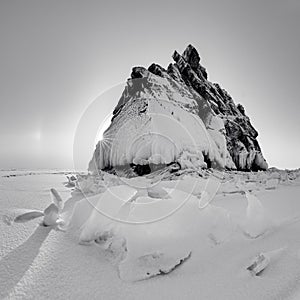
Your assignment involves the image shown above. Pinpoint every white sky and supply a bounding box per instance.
[0,0,299,170]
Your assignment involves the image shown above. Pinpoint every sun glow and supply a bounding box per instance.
[33,130,42,141]
[95,114,113,144]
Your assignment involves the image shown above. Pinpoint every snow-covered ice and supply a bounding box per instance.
[1,168,300,299]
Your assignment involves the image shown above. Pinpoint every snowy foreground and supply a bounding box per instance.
[1,168,300,299]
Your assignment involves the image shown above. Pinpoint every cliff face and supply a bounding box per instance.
[89,45,268,174]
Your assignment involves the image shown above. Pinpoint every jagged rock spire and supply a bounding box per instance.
[89,45,268,173]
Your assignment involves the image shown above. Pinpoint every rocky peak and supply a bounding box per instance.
[182,44,201,69]
[131,66,149,79]
[89,44,268,174]
[148,63,168,78]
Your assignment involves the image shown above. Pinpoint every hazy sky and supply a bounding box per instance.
[0,0,299,170]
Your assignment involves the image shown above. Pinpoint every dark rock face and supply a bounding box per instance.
[147,44,267,171]
[90,44,268,172]
[131,45,267,171]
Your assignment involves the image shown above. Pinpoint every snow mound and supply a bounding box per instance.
[69,176,237,281]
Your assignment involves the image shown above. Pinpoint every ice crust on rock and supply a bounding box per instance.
[89,44,268,174]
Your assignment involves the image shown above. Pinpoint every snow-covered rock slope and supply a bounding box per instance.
[89,45,268,174]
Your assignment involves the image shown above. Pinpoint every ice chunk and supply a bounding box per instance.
[43,203,59,226]
[121,176,152,189]
[125,188,199,223]
[243,192,271,238]
[147,185,170,199]
[13,189,64,226]
[198,191,211,209]
[265,178,279,190]
[119,250,191,281]
[14,211,44,223]
[66,174,77,187]
[79,185,137,242]
[247,247,286,276]
[50,188,63,211]
[207,206,235,245]
[247,253,270,276]
[157,175,220,199]
[68,195,100,230]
